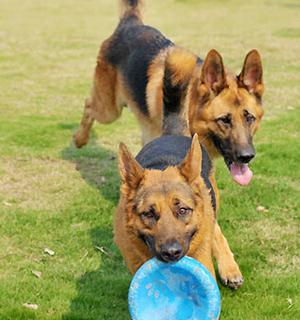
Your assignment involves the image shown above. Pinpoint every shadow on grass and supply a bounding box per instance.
[61,125,131,319]
[60,126,120,205]
[63,227,131,320]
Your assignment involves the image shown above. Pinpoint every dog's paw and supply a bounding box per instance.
[73,131,88,148]
[218,261,244,290]
[221,274,244,290]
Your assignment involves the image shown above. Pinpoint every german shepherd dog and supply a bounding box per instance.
[75,0,264,288]
[114,55,217,278]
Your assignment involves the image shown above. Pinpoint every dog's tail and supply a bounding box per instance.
[162,48,198,137]
[119,0,144,21]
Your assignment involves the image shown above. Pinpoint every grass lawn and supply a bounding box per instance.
[0,0,299,319]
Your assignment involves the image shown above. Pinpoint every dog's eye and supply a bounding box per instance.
[217,115,232,126]
[141,208,157,219]
[244,110,256,124]
[177,207,191,217]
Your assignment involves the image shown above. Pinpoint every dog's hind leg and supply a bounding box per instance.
[74,51,122,148]
[74,98,95,148]
[213,223,244,289]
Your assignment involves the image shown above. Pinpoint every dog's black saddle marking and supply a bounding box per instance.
[106,16,174,115]
[135,135,216,211]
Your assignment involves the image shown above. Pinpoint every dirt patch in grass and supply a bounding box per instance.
[0,157,82,212]
[254,218,299,275]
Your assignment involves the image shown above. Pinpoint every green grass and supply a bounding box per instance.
[0,0,299,319]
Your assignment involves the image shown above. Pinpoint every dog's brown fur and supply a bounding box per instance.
[114,136,216,277]
[74,0,264,289]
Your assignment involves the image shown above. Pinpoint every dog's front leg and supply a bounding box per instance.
[213,222,244,289]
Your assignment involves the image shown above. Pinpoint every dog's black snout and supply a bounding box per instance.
[237,153,255,164]
[237,148,255,164]
[160,241,183,262]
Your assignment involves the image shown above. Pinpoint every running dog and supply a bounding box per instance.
[74,0,264,187]
[75,0,264,288]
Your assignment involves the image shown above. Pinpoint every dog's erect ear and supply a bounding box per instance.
[200,49,227,95]
[238,49,264,99]
[119,143,144,189]
[179,134,202,183]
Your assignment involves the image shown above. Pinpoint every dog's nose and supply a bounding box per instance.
[160,241,183,262]
[236,148,255,164]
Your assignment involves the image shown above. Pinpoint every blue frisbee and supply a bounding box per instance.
[128,256,221,320]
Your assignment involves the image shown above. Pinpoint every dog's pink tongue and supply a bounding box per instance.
[230,163,253,186]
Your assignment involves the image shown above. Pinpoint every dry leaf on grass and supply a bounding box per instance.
[23,303,38,310]
[44,248,55,256]
[3,201,13,207]
[287,298,293,309]
[31,270,42,278]
[256,205,269,213]
[100,176,106,183]
[95,246,114,258]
